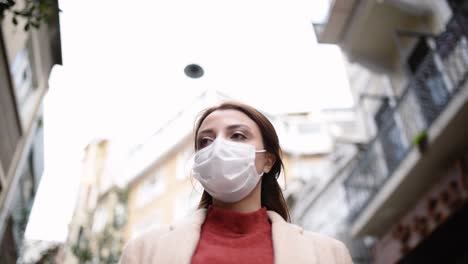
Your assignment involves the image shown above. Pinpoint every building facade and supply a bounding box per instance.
[314,0,468,263]
[0,1,61,262]
[63,139,129,264]
[62,139,110,264]
[124,138,201,242]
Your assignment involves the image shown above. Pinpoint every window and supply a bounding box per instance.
[77,227,85,247]
[407,38,430,74]
[92,206,107,233]
[26,36,38,89]
[136,168,167,208]
[30,123,44,192]
[113,203,126,229]
[373,99,392,129]
[10,37,37,109]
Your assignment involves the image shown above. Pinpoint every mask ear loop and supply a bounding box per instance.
[257,150,287,190]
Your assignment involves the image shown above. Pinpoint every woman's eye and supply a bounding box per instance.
[231,132,247,140]
[198,137,213,148]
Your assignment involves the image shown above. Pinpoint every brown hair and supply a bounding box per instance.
[193,101,290,222]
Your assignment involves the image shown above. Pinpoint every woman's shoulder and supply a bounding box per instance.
[120,210,207,263]
[302,228,347,248]
[281,222,352,263]
[128,224,174,245]
[288,222,344,243]
[119,225,173,263]
[267,210,351,257]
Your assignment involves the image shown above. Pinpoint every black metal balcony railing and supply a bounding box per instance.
[344,14,468,223]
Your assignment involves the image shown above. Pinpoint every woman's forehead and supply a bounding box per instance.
[199,109,259,131]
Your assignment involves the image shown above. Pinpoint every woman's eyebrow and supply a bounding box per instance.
[198,124,251,136]
[198,128,214,136]
[226,124,251,131]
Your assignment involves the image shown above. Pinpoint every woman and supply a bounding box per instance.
[120,102,353,264]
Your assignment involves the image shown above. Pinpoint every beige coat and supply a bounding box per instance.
[120,209,353,264]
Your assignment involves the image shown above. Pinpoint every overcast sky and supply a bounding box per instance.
[25,0,352,242]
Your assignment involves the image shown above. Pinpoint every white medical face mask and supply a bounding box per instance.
[192,137,266,203]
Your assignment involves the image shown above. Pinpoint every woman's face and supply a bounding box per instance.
[196,109,273,174]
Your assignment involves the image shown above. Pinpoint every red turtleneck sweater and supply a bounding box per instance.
[191,206,274,264]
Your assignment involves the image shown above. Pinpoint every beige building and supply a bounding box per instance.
[124,138,200,242]
[89,186,127,263]
[0,1,61,262]
[63,139,130,264]
[61,140,115,263]
[63,139,109,264]
[314,0,468,263]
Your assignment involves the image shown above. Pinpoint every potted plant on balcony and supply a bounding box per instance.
[412,130,428,153]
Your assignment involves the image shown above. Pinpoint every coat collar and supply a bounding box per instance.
[174,208,290,227]
[157,208,317,264]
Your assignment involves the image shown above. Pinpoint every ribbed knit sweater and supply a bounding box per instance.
[191,206,274,264]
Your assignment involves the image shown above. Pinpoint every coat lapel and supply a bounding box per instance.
[267,211,318,264]
[155,209,207,264]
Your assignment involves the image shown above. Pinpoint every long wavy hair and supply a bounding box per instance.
[193,101,290,222]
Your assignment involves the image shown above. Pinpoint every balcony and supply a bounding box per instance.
[343,14,468,237]
[314,0,428,69]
